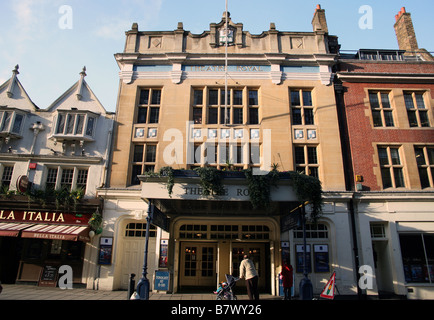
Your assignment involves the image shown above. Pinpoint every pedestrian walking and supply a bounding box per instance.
[280,260,293,300]
[239,254,259,300]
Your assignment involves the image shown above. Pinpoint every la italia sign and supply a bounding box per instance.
[0,210,90,225]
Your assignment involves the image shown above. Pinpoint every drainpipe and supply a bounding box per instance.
[349,193,363,299]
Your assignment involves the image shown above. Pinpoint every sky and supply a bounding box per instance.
[0,0,433,112]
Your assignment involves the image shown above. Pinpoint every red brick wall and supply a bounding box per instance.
[339,62,434,190]
[339,62,434,75]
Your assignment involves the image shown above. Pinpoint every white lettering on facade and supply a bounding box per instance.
[183,187,250,198]
[188,65,264,72]
[0,210,65,223]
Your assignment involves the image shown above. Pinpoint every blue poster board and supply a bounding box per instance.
[154,270,170,291]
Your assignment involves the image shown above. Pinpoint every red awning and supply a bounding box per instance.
[0,223,34,237]
[21,224,91,242]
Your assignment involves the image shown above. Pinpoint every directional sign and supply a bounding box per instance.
[150,205,170,232]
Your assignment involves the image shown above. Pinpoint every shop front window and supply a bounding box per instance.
[400,234,434,283]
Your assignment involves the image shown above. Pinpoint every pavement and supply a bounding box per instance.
[0,284,281,300]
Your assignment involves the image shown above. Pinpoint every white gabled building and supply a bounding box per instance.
[0,65,114,288]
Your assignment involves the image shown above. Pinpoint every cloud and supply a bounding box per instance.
[93,18,133,40]
[93,0,164,38]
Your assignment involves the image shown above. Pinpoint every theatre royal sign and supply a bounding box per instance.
[141,180,298,202]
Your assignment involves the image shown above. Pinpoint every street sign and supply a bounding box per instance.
[280,211,300,232]
[150,205,170,232]
[154,270,170,291]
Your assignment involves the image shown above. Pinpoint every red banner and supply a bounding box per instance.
[0,210,91,226]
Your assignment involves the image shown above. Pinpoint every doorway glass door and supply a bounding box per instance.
[232,243,265,288]
[180,242,217,287]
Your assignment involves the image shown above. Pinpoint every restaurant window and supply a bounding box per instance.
[60,168,74,191]
[404,92,430,127]
[45,167,88,192]
[294,145,319,178]
[369,91,394,127]
[400,234,434,283]
[415,146,434,188]
[46,168,58,191]
[137,88,161,124]
[291,89,314,125]
[1,165,14,189]
[131,144,157,185]
[76,169,88,192]
[378,146,405,188]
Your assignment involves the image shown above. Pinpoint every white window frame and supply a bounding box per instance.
[44,166,89,192]
[0,109,26,136]
[53,111,97,140]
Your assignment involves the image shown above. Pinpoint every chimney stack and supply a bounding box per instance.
[312,4,328,33]
[394,7,419,53]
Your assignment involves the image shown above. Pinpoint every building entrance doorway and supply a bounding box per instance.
[179,242,217,287]
[232,243,267,289]
[174,219,277,293]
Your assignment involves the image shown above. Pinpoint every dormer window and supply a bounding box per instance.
[52,110,97,141]
[0,109,26,138]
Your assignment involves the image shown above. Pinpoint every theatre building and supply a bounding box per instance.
[0,66,114,287]
[335,8,434,299]
[99,6,357,296]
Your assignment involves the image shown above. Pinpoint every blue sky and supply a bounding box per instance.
[0,0,433,112]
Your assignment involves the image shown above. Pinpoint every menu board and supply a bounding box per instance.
[39,265,58,287]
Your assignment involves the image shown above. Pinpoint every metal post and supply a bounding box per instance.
[136,202,153,300]
[299,204,313,300]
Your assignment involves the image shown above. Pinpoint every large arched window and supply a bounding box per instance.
[125,222,157,238]
[294,223,328,239]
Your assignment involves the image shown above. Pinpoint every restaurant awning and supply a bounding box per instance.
[21,224,91,242]
[0,222,34,237]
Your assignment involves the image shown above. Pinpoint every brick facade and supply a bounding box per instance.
[337,61,434,191]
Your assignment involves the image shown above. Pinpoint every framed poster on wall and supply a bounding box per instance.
[314,244,330,272]
[98,237,113,265]
[159,239,168,268]
[295,244,311,273]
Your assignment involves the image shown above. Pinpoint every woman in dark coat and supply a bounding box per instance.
[280,260,293,300]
